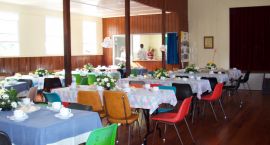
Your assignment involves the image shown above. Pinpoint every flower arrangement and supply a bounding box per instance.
[206,62,217,70]
[147,48,155,59]
[153,68,169,79]
[118,62,125,69]
[35,68,48,77]
[95,74,116,90]
[185,64,199,73]
[0,89,18,111]
[83,63,94,72]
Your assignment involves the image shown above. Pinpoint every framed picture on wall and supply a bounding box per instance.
[204,36,214,49]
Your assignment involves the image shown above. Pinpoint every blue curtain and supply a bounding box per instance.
[167,32,179,64]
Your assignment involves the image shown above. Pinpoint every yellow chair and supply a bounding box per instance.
[103,90,140,145]
[77,91,106,118]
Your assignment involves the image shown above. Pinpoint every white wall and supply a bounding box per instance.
[0,2,103,57]
[188,0,270,90]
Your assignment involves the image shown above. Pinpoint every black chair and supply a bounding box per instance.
[0,131,12,145]
[67,103,92,111]
[176,75,189,78]
[224,76,243,107]
[240,71,252,95]
[201,77,218,95]
[117,69,126,78]
[18,79,33,89]
[129,80,145,85]
[43,78,62,92]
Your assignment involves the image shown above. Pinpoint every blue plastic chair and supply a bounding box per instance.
[43,92,62,103]
[156,86,176,113]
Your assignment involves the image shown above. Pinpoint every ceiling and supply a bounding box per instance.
[0,0,162,18]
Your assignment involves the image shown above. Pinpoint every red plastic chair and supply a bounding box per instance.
[201,83,227,121]
[150,83,161,87]
[151,96,195,145]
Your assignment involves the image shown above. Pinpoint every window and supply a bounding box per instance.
[0,11,19,56]
[45,16,63,55]
[83,21,97,54]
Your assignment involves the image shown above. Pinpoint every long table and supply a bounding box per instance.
[4,82,29,93]
[0,107,102,145]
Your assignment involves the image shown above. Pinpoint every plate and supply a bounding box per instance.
[55,113,73,119]
[8,114,29,122]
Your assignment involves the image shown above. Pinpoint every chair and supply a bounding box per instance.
[103,90,140,145]
[129,81,145,88]
[27,86,38,101]
[150,84,161,87]
[0,131,12,145]
[66,103,92,111]
[80,77,89,85]
[43,78,62,92]
[86,124,118,145]
[201,83,227,121]
[18,79,33,88]
[43,92,62,103]
[201,77,218,94]
[240,71,252,95]
[156,86,176,113]
[77,91,106,118]
[117,69,125,78]
[151,97,195,145]
[88,74,96,85]
[172,83,193,101]
[224,76,243,107]
[131,69,138,76]
[73,74,82,85]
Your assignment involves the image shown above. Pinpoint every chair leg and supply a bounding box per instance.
[202,101,206,116]
[192,101,196,124]
[209,102,218,121]
[246,82,252,96]
[136,121,142,144]
[151,121,158,145]
[128,125,131,145]
[163,123,167,143]
[173,124,184,145]
[184,118,196,143]
[218,99,227,120]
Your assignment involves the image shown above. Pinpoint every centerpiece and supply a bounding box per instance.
[153,68,169,79]
[83,63,94,72]
[118,62,125,69]
[0,89,18,111]
[95,74,116,90]
[35,68,48,77]
[185,64,199,73]
[206,62,217,70]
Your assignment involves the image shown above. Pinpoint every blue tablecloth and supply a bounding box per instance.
[4,82,29,93]
[0,107,102,145]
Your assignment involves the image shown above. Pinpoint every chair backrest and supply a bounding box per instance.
[73,74,82,85]
[174,96,193,122]
[43,92,62,103]
[77,91,103,112]
[176,75,189,78]
[241,71,250,83]
[129,81,145,88]
[80,77,89,85]
[103,91,132,122]
[172,83,193,101]
[88,74,96,85]
[117,69,125,78]
[201,77,218,91]
[0,131,12,145]
[27,86,38,101]
[158,86,176,94]
[43,78,62,92]
[150,84,161,87]
[86,124,118,145]
[67,103,92,111]
[208,83,224,100]
[18,79,33,89]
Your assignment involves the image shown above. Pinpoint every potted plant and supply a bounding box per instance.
[35,68,48,77]
[0,89,18,111]
[153,68,169,79]
[95,74,116,90]
[185,64,199,73]
[83,63,94,72]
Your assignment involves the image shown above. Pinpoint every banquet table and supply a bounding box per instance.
[172,72,229,83]
[55,70,121,80]
[5,75,65,90]
[117,77,212,99]
[3,82,29,93]
[52,86,177,115]
[0,107,102,145]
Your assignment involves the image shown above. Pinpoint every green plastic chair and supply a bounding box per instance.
[86,124,118,145]
[88,74,97,85]
[80,77,89,85]
[43,92,62,103]
[109,72,120,80]
[131,69,138,76]
[73,74,82,85]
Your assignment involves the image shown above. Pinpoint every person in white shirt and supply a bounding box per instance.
[137,44,147,60]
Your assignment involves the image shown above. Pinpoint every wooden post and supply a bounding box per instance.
[125,0,131,76]
[63,0,72,86]
[161,0,166,69]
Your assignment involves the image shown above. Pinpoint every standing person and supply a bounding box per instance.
[137,44,147,60]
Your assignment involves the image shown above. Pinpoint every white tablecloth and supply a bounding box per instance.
[52,87,177,114]
[117,78,212,99]
[172,72,229,83]
[228,69,242,80]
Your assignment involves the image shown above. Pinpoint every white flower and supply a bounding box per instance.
[106,83,110,87]
[97,78,100,81]
[111,79,115,82]
[104,78,109,82]
[11,102,17,108]
[2,102,5,105]
[2,94,9,100]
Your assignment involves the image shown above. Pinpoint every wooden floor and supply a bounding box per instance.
[115,90,270,145]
